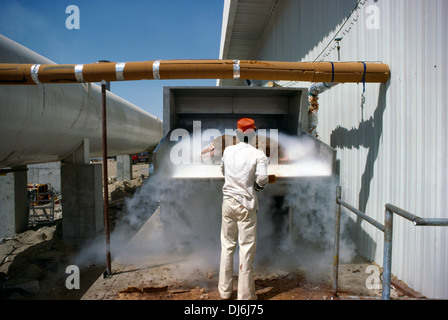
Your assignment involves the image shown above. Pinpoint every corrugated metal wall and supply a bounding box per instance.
[248,0,447,299]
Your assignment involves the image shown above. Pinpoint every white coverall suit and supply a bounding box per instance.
[218,141,269,300]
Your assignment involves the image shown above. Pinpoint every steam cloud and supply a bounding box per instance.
[72,132,356,283]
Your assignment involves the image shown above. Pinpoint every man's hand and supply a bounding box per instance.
[268,175,276,184]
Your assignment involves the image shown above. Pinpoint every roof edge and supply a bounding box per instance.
[219,0,239,60]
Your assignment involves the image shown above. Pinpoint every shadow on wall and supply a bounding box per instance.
[330,81,390,257]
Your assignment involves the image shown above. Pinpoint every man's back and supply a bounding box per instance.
[221,142,268,211]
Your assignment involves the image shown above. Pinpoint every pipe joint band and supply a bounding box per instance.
[153,60,161,80]
[115,62,126,81]
[30,64,41,84]
[74,64,84,82]
[233,60,240,79]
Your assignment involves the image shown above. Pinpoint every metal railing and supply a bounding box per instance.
[333,186,448,300]
[27,185,59,226]
[28,191,55,225]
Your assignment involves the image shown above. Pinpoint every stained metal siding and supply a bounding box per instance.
[221,0,448,298]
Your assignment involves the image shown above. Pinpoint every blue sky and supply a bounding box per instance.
[0,0,224,119]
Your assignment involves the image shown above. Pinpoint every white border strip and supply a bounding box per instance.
[115,62,126,81]
[233,60,240,79]
[153,60,161,80]
[30,64,41,84]
[74,64,84,82]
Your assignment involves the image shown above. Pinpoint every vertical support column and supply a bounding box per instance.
[0,167,28,238]
[116,155,132,181]
[382,208,394,300]
[61,163,103,249]
[61,138,104,250]
[333,186,341,297]
[101,79,112,276]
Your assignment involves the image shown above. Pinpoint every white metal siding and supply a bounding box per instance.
[235,0,447,298]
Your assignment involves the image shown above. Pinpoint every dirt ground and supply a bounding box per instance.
[0,161,426,301]
[114,272,332,301]
[110,264,336,301]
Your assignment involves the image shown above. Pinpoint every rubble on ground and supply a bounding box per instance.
[0,163,148,300]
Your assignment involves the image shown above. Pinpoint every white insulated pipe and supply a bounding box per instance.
[0,35,163,168]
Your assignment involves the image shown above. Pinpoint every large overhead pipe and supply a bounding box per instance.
[0,60,390,85]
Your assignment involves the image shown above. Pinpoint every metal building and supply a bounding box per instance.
[219,0,448,299]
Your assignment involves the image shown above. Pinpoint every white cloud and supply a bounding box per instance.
[0,1,51,39]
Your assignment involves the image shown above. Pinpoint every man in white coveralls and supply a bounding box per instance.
[218,117,269,300]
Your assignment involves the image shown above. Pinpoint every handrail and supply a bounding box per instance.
[338,198,385,231]
[333,186,448,300]
[385,203,448,226]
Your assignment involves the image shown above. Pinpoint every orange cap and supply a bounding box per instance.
[237,118,256,133]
